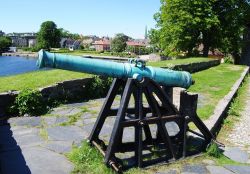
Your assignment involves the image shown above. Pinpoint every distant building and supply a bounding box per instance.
[81,35,100,48]
[6,32,37,47]
[61,38,81,50]
[11,37,28,47]
[93,38,111,51]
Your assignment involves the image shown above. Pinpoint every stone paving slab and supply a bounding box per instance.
[156,170,178,174]
[22,146,73,174]
[11,127,44,148]
[42,141,73,154]
[223,147,249,163]
[9,117,41,127]
[182,165,208,174]
[224,165,250,174]
[206,165,234,174]
[47,126,88,142]
[50,107,82,116]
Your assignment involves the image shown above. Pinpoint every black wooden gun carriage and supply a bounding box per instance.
[37,50,214,172]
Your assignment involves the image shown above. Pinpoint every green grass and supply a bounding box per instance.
[52,50,117,57]
[67,141,114,174]
[0,69,91,93]
[188,64,246,120]
[227,76,249,117]
[148,57,213,67]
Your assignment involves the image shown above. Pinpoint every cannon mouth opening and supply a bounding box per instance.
[36,49,46,69]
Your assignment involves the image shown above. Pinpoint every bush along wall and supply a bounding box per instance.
[2,76,113,117]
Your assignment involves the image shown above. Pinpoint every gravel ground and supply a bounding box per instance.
[226,77,250,153]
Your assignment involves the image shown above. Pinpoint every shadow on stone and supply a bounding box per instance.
[0,121,31,174]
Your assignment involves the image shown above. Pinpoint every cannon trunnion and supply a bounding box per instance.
[37,50,213,172]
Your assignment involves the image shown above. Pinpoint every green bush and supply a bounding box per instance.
[85,76,113,99]
[206,141,221,158]
[13,89,46,116]
[224,56,234,64]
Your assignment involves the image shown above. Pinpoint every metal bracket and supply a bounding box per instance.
[128,58,146,68]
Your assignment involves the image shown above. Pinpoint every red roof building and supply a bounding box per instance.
[93,39,111,51]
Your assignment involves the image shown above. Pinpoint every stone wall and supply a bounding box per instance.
[164,59,220,73]
[0,78,92,117]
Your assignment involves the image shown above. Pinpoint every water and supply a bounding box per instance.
[0,56,38,76]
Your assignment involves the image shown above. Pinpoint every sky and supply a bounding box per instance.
[0,0,161,39]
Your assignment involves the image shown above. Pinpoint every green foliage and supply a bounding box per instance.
[111,33,129,52]
[67,141,114,174]
[58,28,81,40]
[0,36,11,52]
[21,46,40,52]
[85,76,113,99]
[151,0,219,56]
[14,89,46,116]
[151,0,250,59]
[126,46,153,55]
[206,141,221,158]
[37,21,61,50]
[224,56,234,64]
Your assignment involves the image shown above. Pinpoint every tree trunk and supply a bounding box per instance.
[240,24,250,66]
[202,31,210,57]
[232,51,241,65]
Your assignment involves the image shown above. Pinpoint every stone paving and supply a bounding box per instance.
[1,91,250,174]
[226,78,250,154]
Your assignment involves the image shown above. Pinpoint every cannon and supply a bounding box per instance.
[37,50,213,172]
[37,50,193,88]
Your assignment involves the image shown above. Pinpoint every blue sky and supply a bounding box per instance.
[0,0,161,38]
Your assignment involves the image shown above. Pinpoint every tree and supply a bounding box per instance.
[212,0,250,64]
[151,0,250,59]
[37,21,61,50]
[240,0,250,66]
[151,0,219,57]
[0,36,11,53]
[58,28,81,40]
[111,33,129,52]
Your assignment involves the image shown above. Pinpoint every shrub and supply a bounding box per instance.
[206,141,221,158]
[224,56,234,64]
[14,89,46,116]
[85,76,113,99]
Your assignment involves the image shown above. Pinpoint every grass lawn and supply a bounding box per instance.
[148,57,213,67]
[0,70,91,93]
[188,64,246,120]
[52,50,115,57]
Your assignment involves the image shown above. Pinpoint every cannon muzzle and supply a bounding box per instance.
[37,50,193,88]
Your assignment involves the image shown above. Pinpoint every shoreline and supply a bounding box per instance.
[2,52,38,58]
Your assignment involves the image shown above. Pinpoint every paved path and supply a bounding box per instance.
[226,78,250,153]
[1,90,250,173]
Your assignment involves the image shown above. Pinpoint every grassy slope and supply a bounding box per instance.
[52,50,113,57]
[0,70,91,92]
[148,57,213,67]
[189,64,246,120]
